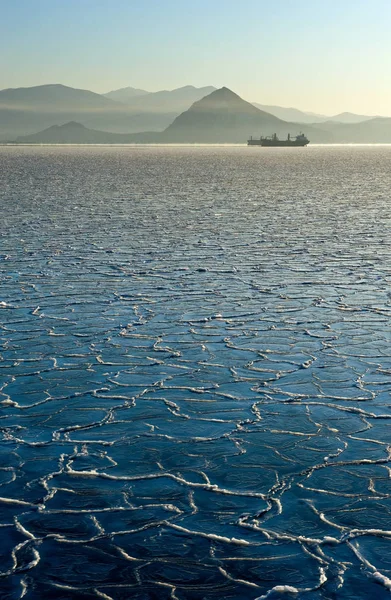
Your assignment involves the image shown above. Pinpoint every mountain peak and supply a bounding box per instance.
[60,121,86,129]
[187,86,262,115]
[206,86,239,98]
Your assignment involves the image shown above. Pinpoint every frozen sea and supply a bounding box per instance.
[0,145,391,599]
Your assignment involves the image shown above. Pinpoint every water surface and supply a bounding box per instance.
[0,145,391,599]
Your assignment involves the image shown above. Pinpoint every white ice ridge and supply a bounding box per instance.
[255,566,327,598]
[255,586,300,599]
[64,466,268,498]
[218,565,260,588]
[348,541,391,591]
[167,523,253,546]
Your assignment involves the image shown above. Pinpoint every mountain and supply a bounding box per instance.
[162,87,328,143]
[15,121,154,144]
[104,86,150,102]
[0,84,117,111]
[253,103,327,124]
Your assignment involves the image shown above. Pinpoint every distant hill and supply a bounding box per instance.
[327,111,379,124]
[314,117,391,142]
[15,121,154,144]
[162,87,328,143]
[104,86,150,102]
[252,103,384,125]
[253,103,327,124]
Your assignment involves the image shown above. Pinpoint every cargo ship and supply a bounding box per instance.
[248,133,309,146]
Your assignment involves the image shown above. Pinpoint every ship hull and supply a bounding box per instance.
[248,139,308,147]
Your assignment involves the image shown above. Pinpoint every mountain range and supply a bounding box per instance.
[0,84,217,140]
[18,88,321,144]
[3,83,391,144]
[252,104,381,124]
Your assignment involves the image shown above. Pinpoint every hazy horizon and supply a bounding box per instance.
[2,0,391,115]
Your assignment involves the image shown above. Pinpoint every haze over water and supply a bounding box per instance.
[1,145,391,599]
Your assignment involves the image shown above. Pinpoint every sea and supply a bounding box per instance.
[0,145,390,599]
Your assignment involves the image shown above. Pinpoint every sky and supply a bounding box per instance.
[1,0,391,115]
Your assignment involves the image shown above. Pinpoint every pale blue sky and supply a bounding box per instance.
[1,0,391,114]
